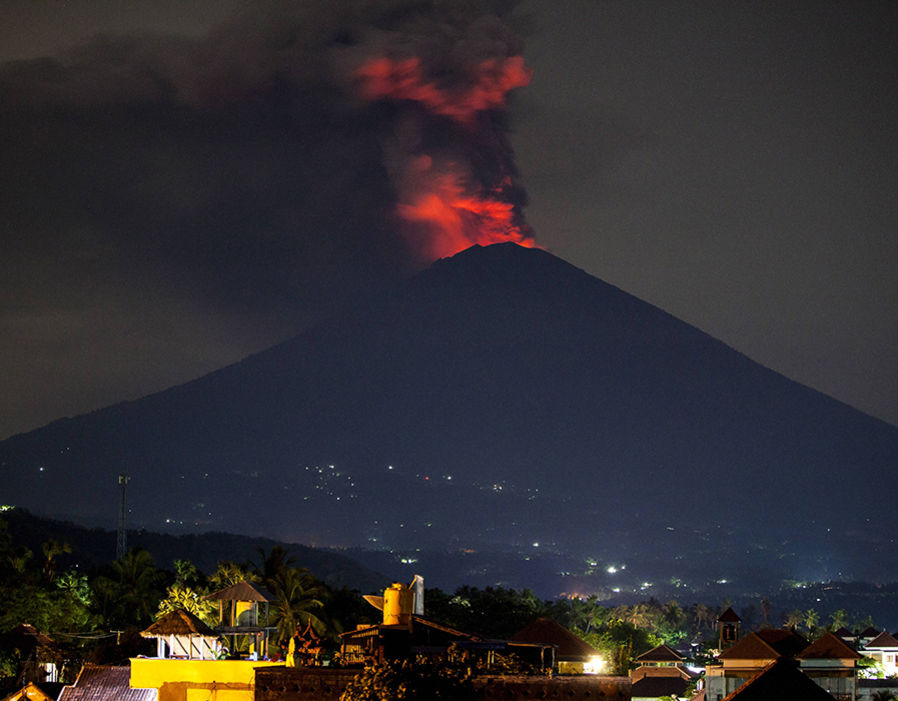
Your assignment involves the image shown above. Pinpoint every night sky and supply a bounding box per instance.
[2,0,896,441]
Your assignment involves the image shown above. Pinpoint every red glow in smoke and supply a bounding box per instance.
[356,54,537,260]
[356,56,532,123]
[397,177,535,261]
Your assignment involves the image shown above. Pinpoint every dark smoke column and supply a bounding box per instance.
[348,7,537,261]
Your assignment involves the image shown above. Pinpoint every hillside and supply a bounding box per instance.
[1,508,387,593]
[1,243,896,595]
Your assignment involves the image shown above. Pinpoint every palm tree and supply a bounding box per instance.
[805,609,820,634]
[255,546,296,582]
[41,538,71,583]
[785,609,804,630]
[157,585,217,624]
[830,609,849,631]
[268,567,326,644]
[209,561,259,590]
[112,548,162,625]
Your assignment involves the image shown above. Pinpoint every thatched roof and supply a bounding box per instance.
[141,609,217,638]
[510,618,598,660]
[204,580,276,602]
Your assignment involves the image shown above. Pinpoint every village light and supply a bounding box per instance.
[583,656,606,674]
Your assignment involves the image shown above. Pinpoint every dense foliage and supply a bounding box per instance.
[0,508,892,694]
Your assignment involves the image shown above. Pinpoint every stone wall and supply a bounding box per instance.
[255,668,631,701]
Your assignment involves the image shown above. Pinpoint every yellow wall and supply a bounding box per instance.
[130,658,283,701]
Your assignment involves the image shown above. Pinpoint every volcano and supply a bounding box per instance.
[2,243,896,584]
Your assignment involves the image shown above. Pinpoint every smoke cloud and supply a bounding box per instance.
[0,0,534,437]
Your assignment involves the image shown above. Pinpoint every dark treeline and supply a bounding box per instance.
[0,508,887,692]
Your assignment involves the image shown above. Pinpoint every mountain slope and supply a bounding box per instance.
[2,243,895,578]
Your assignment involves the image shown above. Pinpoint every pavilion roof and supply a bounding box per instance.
[510,618,598,660]
[141,609,217,638]
[204,580,276,602]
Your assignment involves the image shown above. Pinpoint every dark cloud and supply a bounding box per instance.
[0,0,533,438]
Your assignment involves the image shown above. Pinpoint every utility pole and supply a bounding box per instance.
[116,474,130,560]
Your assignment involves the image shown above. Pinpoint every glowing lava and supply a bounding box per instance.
[355,54,537,261]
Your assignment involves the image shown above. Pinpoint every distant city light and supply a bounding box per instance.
[606,565,617,574]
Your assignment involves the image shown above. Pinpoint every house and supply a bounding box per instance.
[58,664,155,701]
[861,631,898,677]
[796,631,862,701]
[857,627,880,649]
[705,627,861,701]
[631,643,697,700]
[720,658,837,700]
[704,628,809,700]
[510,618,602,674]
[0,624,68,686]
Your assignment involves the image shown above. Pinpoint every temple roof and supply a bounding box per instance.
[718,607,742,623]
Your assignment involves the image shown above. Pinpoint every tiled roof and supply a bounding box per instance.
[141,609,217,637]
[58,665,156,701]
[859,626,880,638]
[631,675,689,698]
[636,643,683,662]
[717,633,781,661]
[834,627,853,637]
[722,658,836,700]
[510,618,598,660]
[797,632,862,660]
[865,631,898,650]
[755,629,809,657]
[204,580,276,602]
[1,682,62,701]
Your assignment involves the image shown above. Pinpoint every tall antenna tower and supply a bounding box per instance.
[116,474,130,560]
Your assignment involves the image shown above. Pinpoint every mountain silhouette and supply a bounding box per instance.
[2,243,895,583]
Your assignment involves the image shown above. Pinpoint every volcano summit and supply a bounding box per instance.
[1,243,895,586]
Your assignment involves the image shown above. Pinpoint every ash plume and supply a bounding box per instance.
[0,0,534,318]
[0,0,535,436]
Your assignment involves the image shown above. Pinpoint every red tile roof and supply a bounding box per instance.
[718,633,781,661]
[723,658,836,700]
[631,676,690,698]
[797,632,862,660]
[636,643,684,663]
[57,665,156,701]
[865,631,898,650]
[718,629,807,661]
[510,618,598,660]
